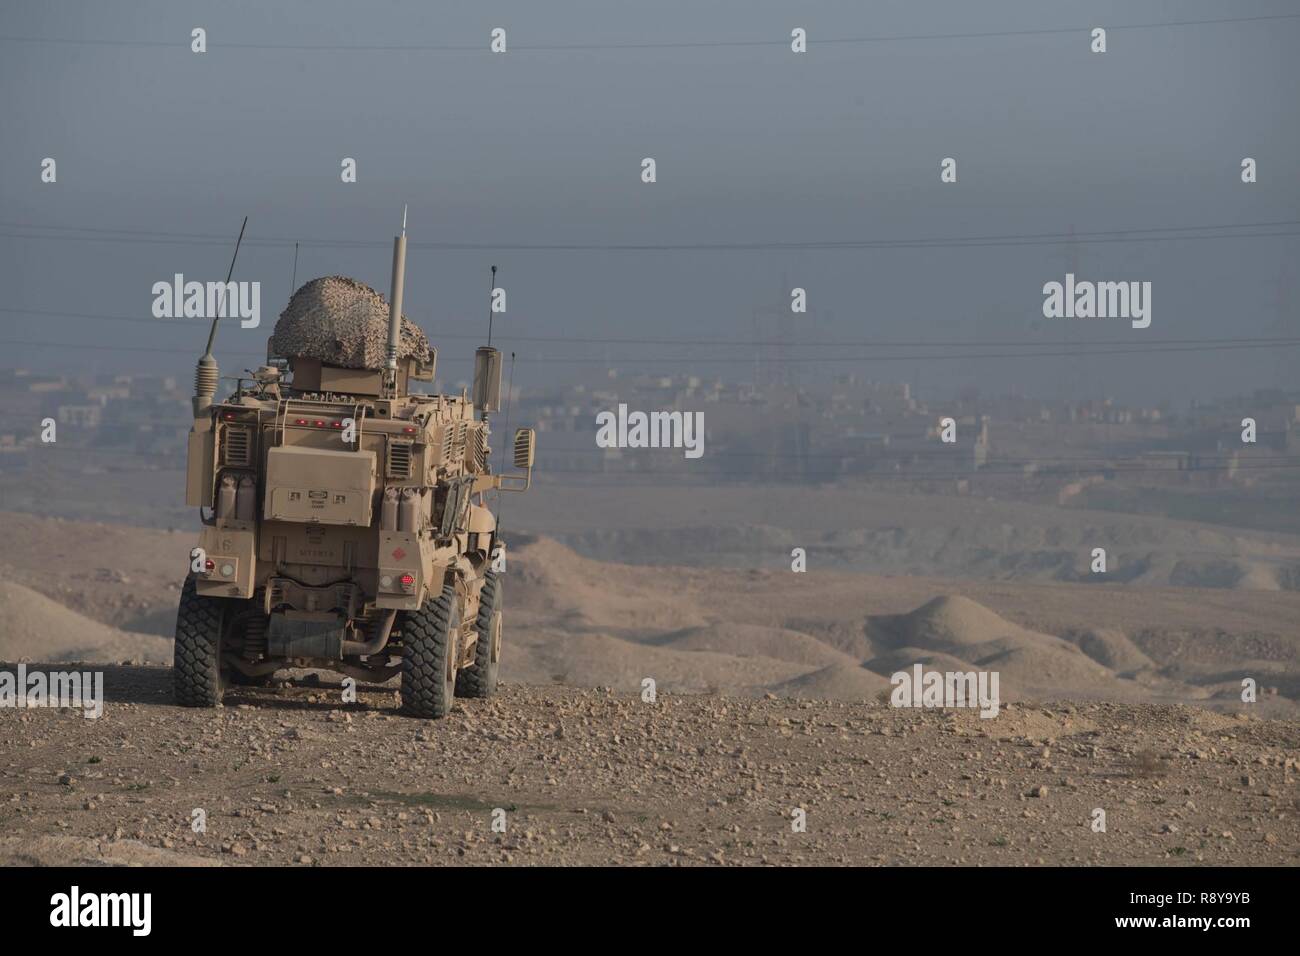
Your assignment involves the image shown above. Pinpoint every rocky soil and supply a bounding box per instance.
[1,666,1296,866]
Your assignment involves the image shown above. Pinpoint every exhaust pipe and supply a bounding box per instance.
[341,609,398,657]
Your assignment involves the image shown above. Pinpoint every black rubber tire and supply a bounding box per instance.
[456,572,502,699]
[173,576,226,707]
[400,585,460,718]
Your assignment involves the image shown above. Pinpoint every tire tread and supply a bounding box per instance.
[400,586,459,718]
[173,576,224,707]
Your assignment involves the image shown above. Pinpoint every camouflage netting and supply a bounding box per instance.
[269,276,432,370]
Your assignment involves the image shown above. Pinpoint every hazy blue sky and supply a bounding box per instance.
[2,0,1297,405]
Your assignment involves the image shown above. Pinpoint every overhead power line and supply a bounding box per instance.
[524,461,1300,481]
[1,13,1297,52]
[2,219,1298,253]
[3,305,1298,351]
[2,337,1298,363]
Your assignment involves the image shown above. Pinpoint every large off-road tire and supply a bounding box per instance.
[400,585,460,718]
[456,572,502,699]
[173,576,226,707]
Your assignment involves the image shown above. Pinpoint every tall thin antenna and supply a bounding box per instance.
[193,216,248,417]
[289,241,299,297]
[487,265,497,347]
[495,350,517,529]
[203,215,248,356]
[385,206,409,389]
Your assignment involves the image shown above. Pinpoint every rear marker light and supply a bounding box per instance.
[204,559,215,573]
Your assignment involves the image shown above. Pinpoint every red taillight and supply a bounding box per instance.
[222,412,236,420]
[399,573,415,590]
[331,421,343,428]
[294,418,308,426]
[204,559,215,572]
[313,420,325,427]
[403,426,417,434]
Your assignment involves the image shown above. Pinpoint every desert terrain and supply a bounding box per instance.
[1,675,1297,866]
[0,507,1296,712]
[0,504,1297,865]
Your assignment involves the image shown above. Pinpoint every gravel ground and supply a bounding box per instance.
[1,666,1296,866]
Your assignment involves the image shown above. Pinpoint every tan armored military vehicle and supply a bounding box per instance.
[174,218,534,717]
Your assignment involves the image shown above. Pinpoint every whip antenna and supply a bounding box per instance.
[203,215,248,356]
[192,216,248,417]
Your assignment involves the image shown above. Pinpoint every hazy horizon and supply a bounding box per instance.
[2,0,1297,406]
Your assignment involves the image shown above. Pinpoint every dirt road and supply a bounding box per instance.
[1,665,1296,866]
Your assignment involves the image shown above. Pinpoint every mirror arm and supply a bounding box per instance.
[493,471,532,493]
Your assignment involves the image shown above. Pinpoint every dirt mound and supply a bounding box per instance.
[769,664,890,700]
[1070,627,1156,674]
[868,594,1132,701]
[0,581,171,664]
[511,536,708,632]
[865,647,984,678]
[970,703,1101,740]
[651,623,862,668]
[502,628,810,695]
[889,595,1027,647]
